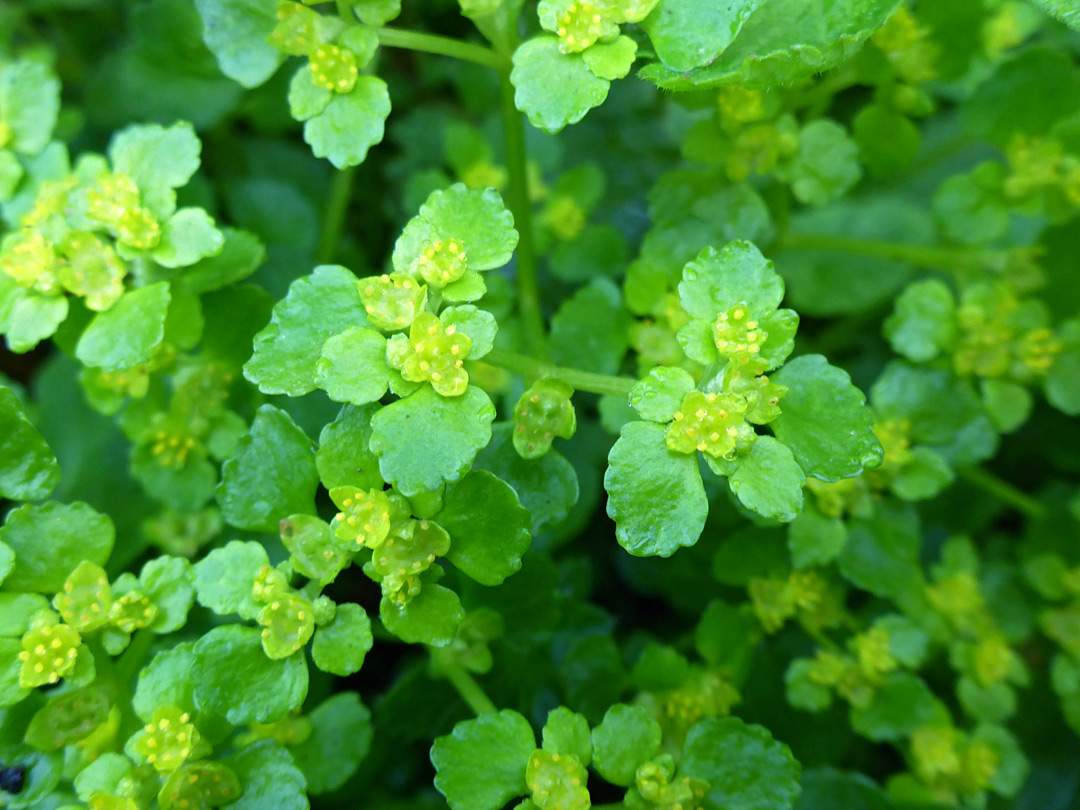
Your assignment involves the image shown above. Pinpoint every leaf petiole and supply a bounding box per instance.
[481,348,637,398]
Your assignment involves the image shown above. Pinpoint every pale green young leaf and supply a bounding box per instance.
[788,505,847,568]
[0,282,68,353]
[292,693,373,794]
[315,326,389,405]
[217,405,318,532]
[409,184,519,272]
[380,582,464,646]
[549,279,629,375]
[108,121,201,193]
[1029,0,1080,29]
[0,386,60,501]
[151,208,225,268]
[680,717,801,810]
[316,403,384,491]
[725,436,805,523]
[0,501,114,592]
[370,385,495,497]
[133,643,196,721]
[192,540,269,620]
[884,279,957,363]
[0,592,48,636]
[179,228,265,294]
[604,421,708,557]
[771,354,883,482]
[431,709,536,810]
[641,0,764,72]
[512,36,610,133]
[849,673,945,741]
[629,366,696,423]
[678,241,785,321]
[837,502,925,610]
[784,120,862,206]
[304,76,391,169]
[542,707,592,766]
[288,66,332,122]
[582,35,638,80]
[192,625,308,724]
[353,0,401,26]
[440,470,532,586]
[139,555,196,633]
[75,282,170,371]
[0,60,61,154]
[889,447,954,501]
[981,379,1032,433]
[225,740,308,810]
[312,602,373,676]
[591,704,662,786]
[440,305,497,358]
[194,0,285,88]
[245,265,367,396]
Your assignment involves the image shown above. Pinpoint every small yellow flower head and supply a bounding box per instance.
[109,590,158,634]
[382,570,423,607]
[748,577,795,634]
[526,749,591,810]
[554,0,619,53]
[236,713,313,748]
[635,757,674,803]
[806,476,861,519]
[116,206,161,250]
[18,622,81,688]
[1017,327,1060,375]
[159,761,240,810]
[541,195,587,241]
[460,161,507,192]
[513,378,576,459]
[372,518,450,604]
[960,741,999,793]
[416,237,468,287]
[329,485,393,549]
[21,177,76,228]
[133,706,204,772]
[666,390,749,458]
[616,0,659,24]
[23,683,112,751]
[397,312,473,397]
[58,231,126,311]
[86,172,160,250]
[359,273,428,332]
[0,228,62,294]
[257,592,316,659]
[53,560,113,633]
[268,1,320,56]
[713,304,768,367]
[926,572,985,630]
[851,627,897,679]
[729,371,787,425]
[788,569,827,612]
[251,565,291,604]
[912,725,962,782]
[87,793,139,810]
[873,418,912,470]
[717,86,766,128]
[309,44,359,94]
[147,420,200,470]
[872,5,937,84]
[1003,135,1062,201]
[973,635,1013,686]
[807,650,847,687]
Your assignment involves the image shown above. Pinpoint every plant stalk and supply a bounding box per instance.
[483,348,636,398]
[363,24,506,69]
[774,233,1015,273]
[441,663,498,716]
[316,165,357,264]
[958,467,1047,521]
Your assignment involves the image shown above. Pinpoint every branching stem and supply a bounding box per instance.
[316,165,357,264]
[362,24,506,69]
[483,348,636,398]
[441,662,498,716]
[958,467,1047,521]
[774,233,1019,273]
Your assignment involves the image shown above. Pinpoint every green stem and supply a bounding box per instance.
[363,24,506,69]
[316,166,357,264]
[774,233,1014,273]
[497,59,546,358]
[441,663,497,715]
[115,628,155,688]
[483,348,636,398]
[958,467,1047,521]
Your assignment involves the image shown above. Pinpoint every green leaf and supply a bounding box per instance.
[0,282,68,353]
[0,386,59,501]
[151,208,225,268]
[641,0,764,72]
[441,305,498,358]
[784,120,862,207]
[225,740,307,810]
[549,279,629,375]
[75,282,171,371]
[312,602,373,676]
[837,501,925,611]
[889,447,954,501]
[287,65,331,122]
[0,60,61,154]
[590,704,662,787]
[192,625,308,724]
[771,354,883,482]
[370,385,495,497]
[475,423,580,534]
[133,643,196,720]
[406,184,519,272]
[853,104,920,177]
[304,77,391,169]
[695,599,762,680]
[629,366,696,423]
[431,709,536,810]
[725,436,805,523]
[316,403,384,491]
[679,241,785,321]
[542,707,592,766]
[604,421,708,557]
[981,379,1032,434]
[245,265,367,397]
[292,692,373,794]
[932,163,1009,246]
[1029,0,1080,29]
[380,582,464,646]
[139,555,195,633]
[0,501,114,592]
[849,672,944,742]
[194,0,285,88]
[870,362,982,445]
[788,505,847,569]
[680,717,801,810]
[0,149,23,201]
[217,405,318,532]
[639,0,900,90]
[512,36,610,133]
[314,326,389,405]
[0,542,12,586]
[108,121,201,195]
[1045,319,1080,416]
[179,228,265,294]
[440,470,532,586]
[884,279,957,362]
[582,35,638,80]
[192,540,269,621]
